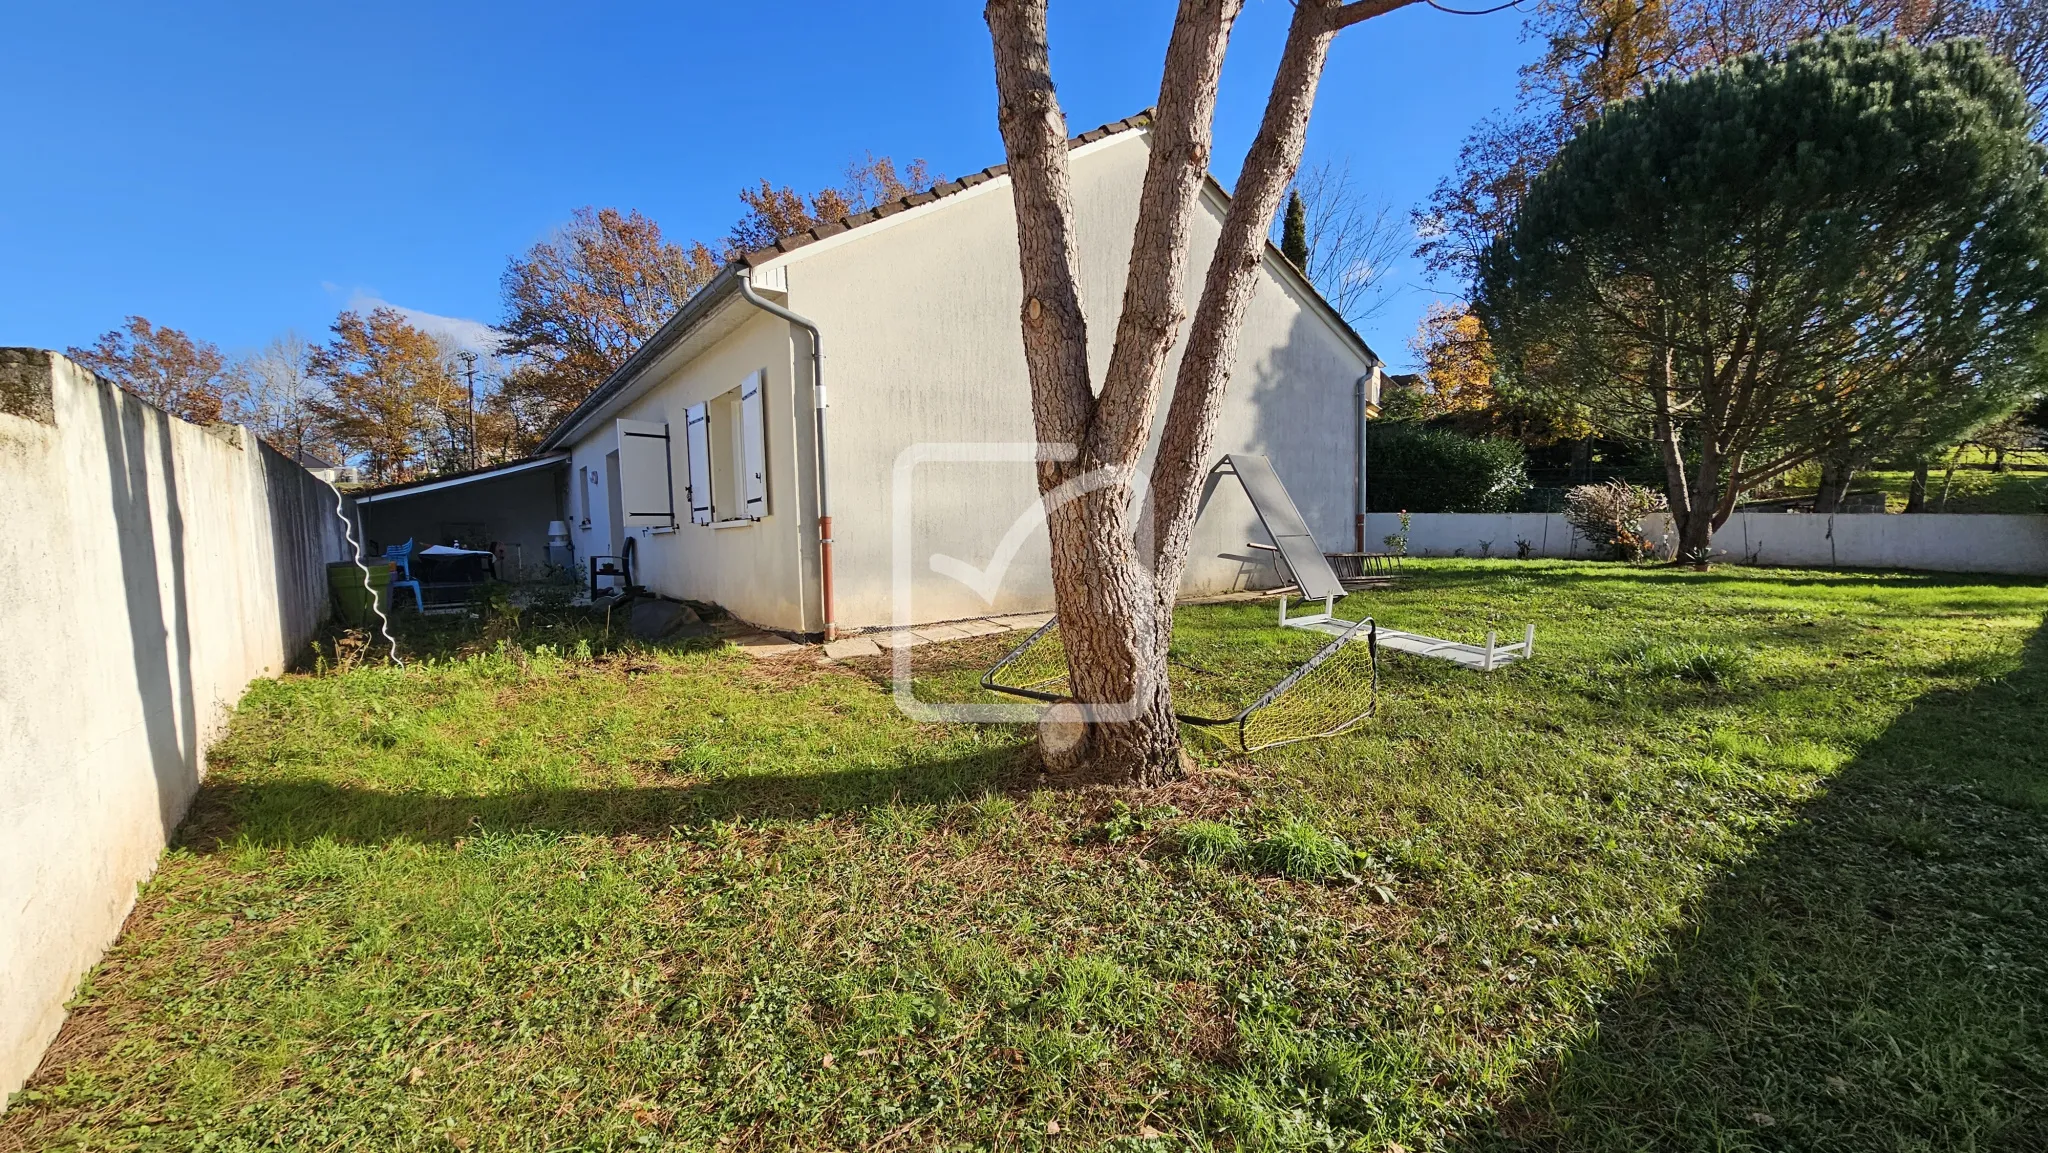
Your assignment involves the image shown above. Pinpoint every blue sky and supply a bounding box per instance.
[1,1,1532,372]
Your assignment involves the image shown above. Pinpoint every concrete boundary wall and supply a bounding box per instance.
[1362,511,2048,575]
[0,350,351,1105]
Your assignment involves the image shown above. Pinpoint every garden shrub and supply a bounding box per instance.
[1366,423,1529,513]
[1564,479,1666,559]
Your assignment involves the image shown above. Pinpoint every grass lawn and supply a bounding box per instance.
[5,561,2046,1151]
[1768,449,2048,513]
[1854,466,2047,514]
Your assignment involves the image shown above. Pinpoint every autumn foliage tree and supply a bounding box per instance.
[985,0,1419,785]
[308,308,463,485]
[1409,302,1496,418]
[496,159,943,444]
[67,316,235,425]
[497,208,723,429]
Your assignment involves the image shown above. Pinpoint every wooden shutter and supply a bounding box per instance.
[616,419,674,526]
[685,403,713,525]
[740,370,768,519]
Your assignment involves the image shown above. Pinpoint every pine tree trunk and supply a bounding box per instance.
[988,0,1241,786]
[1904,465,1928,513]
[1814,457,1855,513]
[985,0,1414,785]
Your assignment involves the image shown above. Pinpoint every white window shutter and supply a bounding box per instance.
[685,403,713,525]
[616,419,674,526]
[740,370,768,518]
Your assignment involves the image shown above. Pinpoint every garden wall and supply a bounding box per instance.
[1363,511,2048,575]
[0,350,352,1106]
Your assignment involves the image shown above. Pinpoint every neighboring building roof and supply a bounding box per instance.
[351,453,570,505]
[292,447,341,472]
[539,110,1381,451]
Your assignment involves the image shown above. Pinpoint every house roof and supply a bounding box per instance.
[291,447,340,471]
[538,110,1380,450]
[731,111,1159,267]
[351,453,570,504]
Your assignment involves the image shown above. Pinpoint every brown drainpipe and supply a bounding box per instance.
[736,269,836,640]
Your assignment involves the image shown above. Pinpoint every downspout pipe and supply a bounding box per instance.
[737,268,836,641]
[1355,366,1378,552]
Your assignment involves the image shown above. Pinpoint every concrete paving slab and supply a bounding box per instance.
[987,613,1053,630]
[729,632,805,658]
[911,624,971,642]
[949,619,1009,637]
[822,637,883,660]
[868,630,923,651]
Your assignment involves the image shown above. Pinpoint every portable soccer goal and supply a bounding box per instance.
[981,614,1380,754]
[979,453,1534,754]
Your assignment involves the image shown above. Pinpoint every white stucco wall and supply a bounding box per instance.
[564,309,818,630]
[1364,510,2048,574]
[772,129,1373,629]
[0,350,350,1106]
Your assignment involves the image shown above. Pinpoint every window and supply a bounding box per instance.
[684,370,768,525]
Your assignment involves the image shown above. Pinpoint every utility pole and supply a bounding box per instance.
[458,350,479,470]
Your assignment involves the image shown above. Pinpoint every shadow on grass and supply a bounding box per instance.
[1464,616,2048,1152]
[180,744,1025,852]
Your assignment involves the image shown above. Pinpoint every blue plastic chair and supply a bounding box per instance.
[382,539,425,612]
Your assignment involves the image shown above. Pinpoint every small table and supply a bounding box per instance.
[416,545,498,606]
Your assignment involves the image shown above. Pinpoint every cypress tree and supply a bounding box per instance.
[1280,191,1309,270]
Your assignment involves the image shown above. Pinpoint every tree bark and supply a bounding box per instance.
[1151,0,1406,626]
[1647,335,1710,556]
[987,0,1245,786]
[985,0,1414,785]
[1905,464,1929,512]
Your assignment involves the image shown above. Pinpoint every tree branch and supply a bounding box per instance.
[1335,0,1423,29]
[1088,0,1244,476]
[986,0,1096,472]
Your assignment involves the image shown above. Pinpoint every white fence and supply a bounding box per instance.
[1362,511,2048,576]
[0,351,351,1104]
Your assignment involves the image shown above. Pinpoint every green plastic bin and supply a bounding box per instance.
[328,560,394,627]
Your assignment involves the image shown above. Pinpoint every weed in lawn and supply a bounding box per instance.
[1085,800,1182,845]
[1616,636,1753,684]
[1175,819,1248,865]
[1250,819,1357,882]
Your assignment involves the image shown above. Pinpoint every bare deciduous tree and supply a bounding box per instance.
[985,0,1419,786]
[231,331,333,463]
[1284,160,1406,323]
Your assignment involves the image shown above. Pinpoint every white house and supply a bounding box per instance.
[362,113,1384,637]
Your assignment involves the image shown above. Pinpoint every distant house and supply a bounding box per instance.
[291,448,355,486]
[358,113,1385,637]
